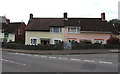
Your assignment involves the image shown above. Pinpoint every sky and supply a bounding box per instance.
[0,0,119,24]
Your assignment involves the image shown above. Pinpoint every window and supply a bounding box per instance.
[50,27,62,33]
[54,40,61,44]
[40,38,50,45]
[53,38,62,44]
[94,40,104,44]
[94,39,104,44]
[31,39,37,45]
[18,29,22,35]
[4,33,8,39]
[68,27,80,33]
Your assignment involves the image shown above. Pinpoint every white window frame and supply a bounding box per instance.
[94,40,103,44]
[30,37,38,45]
[67,27,80,34]
[50,27,63,33]
[53,38,62,44]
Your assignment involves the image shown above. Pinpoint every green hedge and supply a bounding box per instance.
[2,43,63,50]
[72,43,120,49]
[2,42,119,50]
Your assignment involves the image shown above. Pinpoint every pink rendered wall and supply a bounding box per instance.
[64,27,111,44]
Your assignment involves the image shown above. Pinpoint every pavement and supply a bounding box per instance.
[2,48,120,55]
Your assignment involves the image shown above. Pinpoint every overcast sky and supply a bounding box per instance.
[0,0,119,24]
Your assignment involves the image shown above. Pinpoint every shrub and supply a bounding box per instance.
[107,36,120,44]
[80,40,92,44]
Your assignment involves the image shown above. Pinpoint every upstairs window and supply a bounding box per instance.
[50,27,62,33]
[68,27,80,33]
[18,29,22,35]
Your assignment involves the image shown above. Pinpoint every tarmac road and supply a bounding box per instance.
[2,51,119,72]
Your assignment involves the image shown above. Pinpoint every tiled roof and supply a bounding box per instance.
[3,22,24,33]
[26,18,64,31]
[64,18,112,32]
[26,17,113,32]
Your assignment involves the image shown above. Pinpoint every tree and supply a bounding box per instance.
[109,19,120,25]
[107,36,119,44]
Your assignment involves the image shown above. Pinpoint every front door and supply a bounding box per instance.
[40,38,50,45]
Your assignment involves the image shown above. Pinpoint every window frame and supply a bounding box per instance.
[50,27,63,33]
[94,39,104,44]
[30,37,38,45]
[18,29,22,35]
[67,27,80,34]
[53,38,62,44]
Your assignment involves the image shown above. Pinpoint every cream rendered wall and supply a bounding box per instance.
[0,33,4,42]
[8,34,15,42]
[0,33,4,39]
[25,31,64,45]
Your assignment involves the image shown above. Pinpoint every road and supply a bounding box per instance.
[2,51,119,72]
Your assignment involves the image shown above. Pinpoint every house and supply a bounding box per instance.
[1,19,26,43]
[4,22,26,43]
[25,12,113,45]
[64,13,113,44]
[0,16,8,42]
[25,14,64,45]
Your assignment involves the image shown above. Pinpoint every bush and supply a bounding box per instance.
[107,36,120,44]
[2,42,63,50]
[80,40,92,44]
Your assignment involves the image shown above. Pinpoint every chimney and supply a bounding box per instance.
[30,13,33,20]
[64,12,68,20]
[101,12,105,20]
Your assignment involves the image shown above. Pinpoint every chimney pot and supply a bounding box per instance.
[101,12,105,20]
[30,13,33,19]
[64,12,68,20]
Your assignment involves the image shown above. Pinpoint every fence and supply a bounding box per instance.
[2,42,120,50]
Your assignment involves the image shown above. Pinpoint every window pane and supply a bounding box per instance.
[76,28,80,33]
[59,28,62,32]
[71,28,76,33]
[68,28,71,33]
[53,27,59,32]
[31,39,37,45]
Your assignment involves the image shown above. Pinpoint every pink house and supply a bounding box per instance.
[63,13,113,44]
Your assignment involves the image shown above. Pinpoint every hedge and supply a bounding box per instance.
[2,42,119,50]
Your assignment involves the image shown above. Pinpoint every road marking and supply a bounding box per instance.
[49,57,57,59]
[20,53,26,55]
[99,61,113,64]
[41,55,47,58]
[2,59,26,66]
[70,58,81,61]
[84,60,95,63]
[109,50,119,52]
[33,55,39,57]
[58,57,68,60]
[9,52,20,55]
[25,54,32,56]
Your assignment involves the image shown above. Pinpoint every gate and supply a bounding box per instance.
[64,42,72,50]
